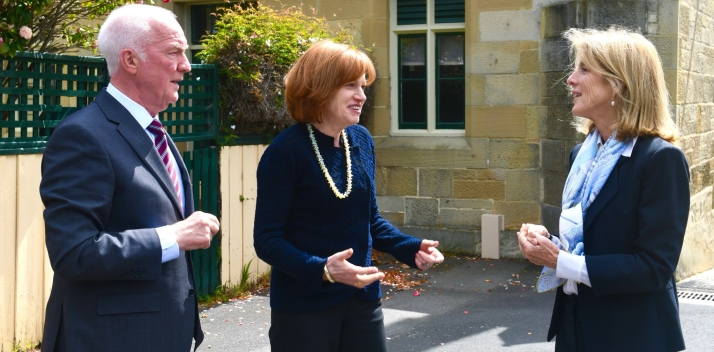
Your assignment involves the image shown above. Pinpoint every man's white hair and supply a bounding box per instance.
[98,4,178,76]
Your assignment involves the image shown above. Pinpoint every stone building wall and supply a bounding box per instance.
[374,0,548,258]
[169,0,714,276]
[676,0,714,279]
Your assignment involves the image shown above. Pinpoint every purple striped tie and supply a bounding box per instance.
[148,118,183,212]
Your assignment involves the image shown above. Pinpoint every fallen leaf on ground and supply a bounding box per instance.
[381,267,422,290]
[413,290,420,297]
[484,279,492,282]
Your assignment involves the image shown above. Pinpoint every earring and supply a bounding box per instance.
[610,100,615,107]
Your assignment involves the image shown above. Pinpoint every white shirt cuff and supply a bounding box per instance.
[156,226,179,263]
[555,250,591,287]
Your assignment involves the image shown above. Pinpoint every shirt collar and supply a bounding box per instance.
[596,133,638,158]
[106,83,154,129]
[622,136,637,157]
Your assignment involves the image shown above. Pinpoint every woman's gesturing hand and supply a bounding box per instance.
[415,240,444,270]
[519,223,549,245]
[325,248,385,288]
[517,224,560,269]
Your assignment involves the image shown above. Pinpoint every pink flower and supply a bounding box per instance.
[19,26,32,40]
[0,37,3,46]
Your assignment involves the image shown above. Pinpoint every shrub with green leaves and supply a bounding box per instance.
[197,2,371,144]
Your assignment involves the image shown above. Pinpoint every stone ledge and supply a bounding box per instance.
[397,226,478,255]
[375,137,488,168]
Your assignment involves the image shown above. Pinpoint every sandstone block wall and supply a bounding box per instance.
[676,0,714,279]
[170,0,714,273]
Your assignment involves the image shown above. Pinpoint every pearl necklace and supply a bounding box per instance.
[307,124,352,199]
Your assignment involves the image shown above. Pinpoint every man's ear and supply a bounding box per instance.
[119,49,140,75]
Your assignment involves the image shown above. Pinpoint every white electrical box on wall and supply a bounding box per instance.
[481,214,504,259]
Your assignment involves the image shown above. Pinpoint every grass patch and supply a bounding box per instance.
[12,341,39,352]
[198,261,271,308]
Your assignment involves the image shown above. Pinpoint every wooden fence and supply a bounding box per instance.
[219,145,271,286]
[0,145,269,351]
[0,154,48,351]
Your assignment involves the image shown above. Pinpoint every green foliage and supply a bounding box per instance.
[0,0,51,56]
[196,1,355,142]
[198,267,271,307]
[0,0,153,58]
[11,340,39,352]
[239,258,253,290]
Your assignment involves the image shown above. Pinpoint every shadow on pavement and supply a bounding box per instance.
[380,257,556,352]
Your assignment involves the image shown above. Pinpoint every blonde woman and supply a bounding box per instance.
[518,27,689,352]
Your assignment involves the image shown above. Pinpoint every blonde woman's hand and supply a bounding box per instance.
[518,223,550,246]
[517,226,560,268]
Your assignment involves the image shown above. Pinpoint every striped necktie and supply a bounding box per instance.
[148,118,183,212]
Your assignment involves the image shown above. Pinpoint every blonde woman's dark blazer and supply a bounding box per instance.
[547,136,690,352]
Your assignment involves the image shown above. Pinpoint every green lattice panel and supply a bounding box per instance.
[1,53,218,154]
[161,64,219,143]
[0,52,109,154]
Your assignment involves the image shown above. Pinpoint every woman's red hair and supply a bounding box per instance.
[284,40,376,124]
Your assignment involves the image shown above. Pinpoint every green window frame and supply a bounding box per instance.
[189,2,257,63]
[391,0,465,133]
[398,34,427,130]
[190,4,225,62]
[435,32,465,129]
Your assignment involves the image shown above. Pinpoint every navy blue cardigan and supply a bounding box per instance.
[254,123,422,313]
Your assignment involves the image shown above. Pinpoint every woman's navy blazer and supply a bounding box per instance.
[547,136,690,352]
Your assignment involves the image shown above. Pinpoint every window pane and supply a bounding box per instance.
[399,34,427,129]
[402,81,427,124]
[437,34,464,78]
[438,81,464,124]
[191,6,213,45]
[401,36,426,75]
[436,33,464,128]
[402,64,426,80]
[191,50,203,63]
[435,0,465,23]
[397,0,427,25]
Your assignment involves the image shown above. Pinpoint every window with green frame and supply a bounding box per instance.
[190,4,224,61]
[189,2,257,62]
[435,33,464,129]
[399,35,427,129]
[393,0,465,132]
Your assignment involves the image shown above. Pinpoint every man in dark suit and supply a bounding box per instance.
[39,4,219,351]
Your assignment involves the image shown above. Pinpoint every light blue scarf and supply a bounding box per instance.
[537,130,628,293]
